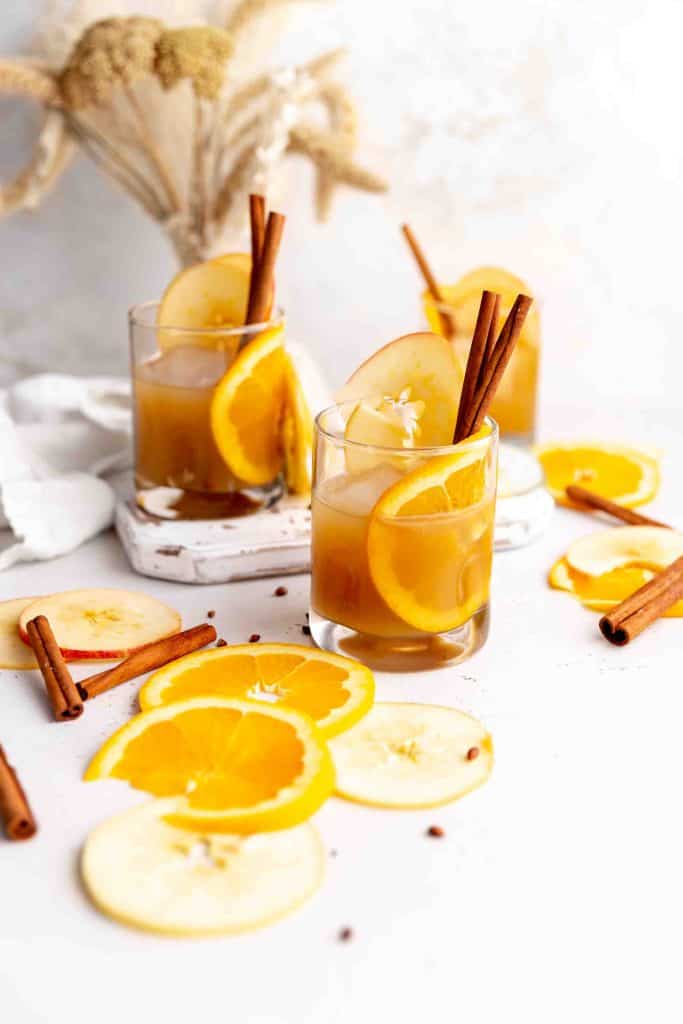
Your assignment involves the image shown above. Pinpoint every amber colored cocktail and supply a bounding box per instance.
[310,402,498,669]
[130,302,284,517]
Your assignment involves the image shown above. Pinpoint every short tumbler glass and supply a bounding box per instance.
[130,302,284,519]
[309,402,498,671]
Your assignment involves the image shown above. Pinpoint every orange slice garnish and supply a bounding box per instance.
[210,325,287,485]
[366,437,494,632]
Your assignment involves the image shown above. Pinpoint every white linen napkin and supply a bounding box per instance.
[0,374,132,570]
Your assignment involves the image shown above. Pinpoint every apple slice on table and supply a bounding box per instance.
[337,332,463,447]
[0,597,40,669]
[19,590,181,661]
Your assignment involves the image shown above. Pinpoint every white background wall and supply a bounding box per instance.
[2,0,683,433]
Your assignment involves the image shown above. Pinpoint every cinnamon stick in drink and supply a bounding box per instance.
[477,293,500,391]
[453,290,499,442]
[246,193,266,319]
[565,485,670,528]
[244,210,285,330]
[599,554,683,646]
[0,745,37,840]
[400,224,456,339]
[26,615,83,721]
[78,623,217,701]
[462,294,533,438]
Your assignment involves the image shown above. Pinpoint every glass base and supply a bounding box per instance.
[495,443,553,550]
[135,478,284,521]
[309,604,490,673]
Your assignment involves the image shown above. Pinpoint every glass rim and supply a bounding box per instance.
[315,399,498,457]
[128,300,285,335]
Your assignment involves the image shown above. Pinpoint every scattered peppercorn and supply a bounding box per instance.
[249,633,261,643]
[338,926,353,942]
[329,848,338,858]
[301,625,311,636]
[426,825,445,838]
[305,612,309,620]
[274,585,288,596]
[207,610,215,618]
[466,746,480,761]
[216,638,227,647]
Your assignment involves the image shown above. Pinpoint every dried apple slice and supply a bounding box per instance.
[81,799,325,936]
[337,332,462,445]
[330,702,493,808]
[564,526,683,577]
[18,589,181,661]
[0,597,40,669]
[157,254,262,350]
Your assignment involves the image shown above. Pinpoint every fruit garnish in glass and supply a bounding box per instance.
[130,196,312,520]
[310,290,532,670]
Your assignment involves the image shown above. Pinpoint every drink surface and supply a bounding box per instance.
[311,464,494,639]
[133,345,237,494]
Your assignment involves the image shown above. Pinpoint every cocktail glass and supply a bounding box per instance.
[310,401,498,670]
[129,302,284,519]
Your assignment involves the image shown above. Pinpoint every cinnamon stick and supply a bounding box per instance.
[565,485,670,528]
[77,623,217,701]
[599,554,683,646]
[0,745,37,841]
[244,210,285,329]
[27,615,83,721]
[461,294,533,438]
[453,290,499,442]
[477,293,500,392]
[246,192,266,320]
[400,223,456,339]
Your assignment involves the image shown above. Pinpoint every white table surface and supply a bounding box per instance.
[2,443,682,1024]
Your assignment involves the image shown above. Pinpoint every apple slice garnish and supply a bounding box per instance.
[157,254,269,350]
[0,597,41,669]
[18,590,181,661]
[337,331,463,446]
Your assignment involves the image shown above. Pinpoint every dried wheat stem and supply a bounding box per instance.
[226,0,319,36]
[65,112,166,220]
[124,85,182,214]
[316,81,357,220]
[192,94,209,249]
[213,142,259,230]
[0,59,60,104]
[289,125,387,194]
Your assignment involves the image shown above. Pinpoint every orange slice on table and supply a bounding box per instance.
[366,433,494,633]
[535,441,660,508]
[157,253,258,348]
[210,325,288,486]
[549,525,683,615]
[85,696,335,834]
[139,642,375,740]
[423,265,540,349]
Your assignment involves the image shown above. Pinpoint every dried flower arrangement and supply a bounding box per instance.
[0,0,386,266]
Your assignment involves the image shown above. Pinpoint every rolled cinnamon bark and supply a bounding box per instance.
[565,485,670,528]
[0,745,37,841]
[400,223,456,339]
[453,290,498,443]
[27,615,83,721]
[599,553,683,645]
[78,623,217,700]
